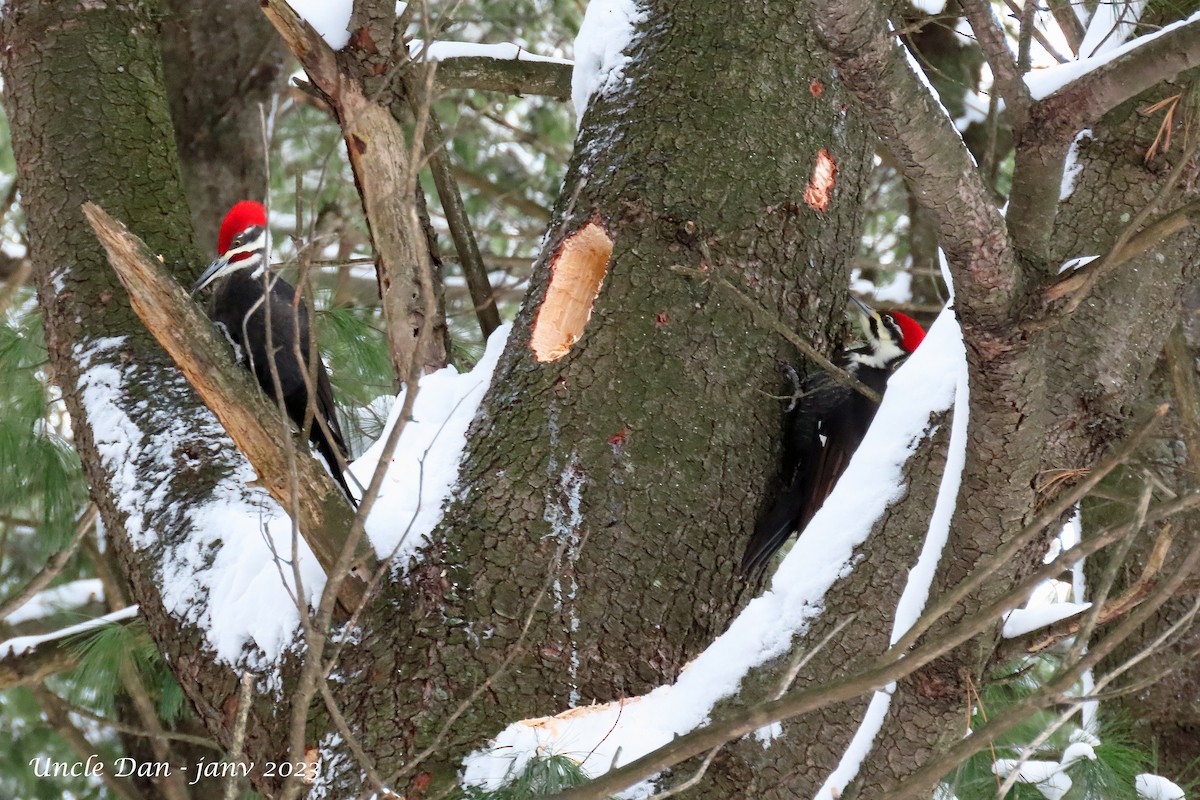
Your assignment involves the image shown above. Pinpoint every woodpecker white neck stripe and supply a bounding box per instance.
[225,228,268,263]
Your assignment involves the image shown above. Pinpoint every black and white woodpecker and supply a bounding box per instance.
[741,296,926,575]
[191,201,357,506]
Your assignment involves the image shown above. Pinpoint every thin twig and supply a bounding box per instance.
[774,612,858,700]
[0,504,97,622]
[225,672,256,800]
[889,403,1168,659]
[669,265,882,404]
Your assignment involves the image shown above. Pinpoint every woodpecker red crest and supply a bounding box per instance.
[217,201,268,258]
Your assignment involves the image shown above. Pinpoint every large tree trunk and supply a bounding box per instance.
[159,0,289,240]
[317,1,876,793]
[0,0,277,784]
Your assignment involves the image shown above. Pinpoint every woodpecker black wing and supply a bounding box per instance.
[740,369,854,576]
[211,271,357,506]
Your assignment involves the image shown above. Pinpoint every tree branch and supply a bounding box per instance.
[961,0,1031,128]
[0,504,96,623]
[408,91,502,339]
[545,492,1200,800]
[81,203,374,611]
[432,56,572,99]
[1009,14,1200,259]
[804,0,1015,328]
[262,0,445,377]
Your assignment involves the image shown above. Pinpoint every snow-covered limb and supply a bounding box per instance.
[1077,0,1147,59]
[409,40,571,66]
[0,605,138,691]
[175,324,508,665]
[462,308,966,795]
[3,579,105,626]
[1,606,138,660]
[1025,9,1200,101]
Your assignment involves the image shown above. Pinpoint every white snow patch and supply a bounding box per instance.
[753,721,783,746]
[572,0,648,123]
[1137,774,1187,800]
[1079,0,1147,58]
[409,40,571,65]
[1058,255,1099,274]
[993,759,1073,800]
[463,307,966,792]
[0,606,138,658]
[290,0,407,50]
[1059,129,1093,201]
[1002,602,1091,638]
[75,338,149,543]
[289,0,354,49]
[1026,11,1200,100]
[351,324,510,564]
[818,250,968,799]
[5,579,105,625]
[176,492,326,663]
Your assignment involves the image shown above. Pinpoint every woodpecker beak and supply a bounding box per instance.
[191,254,232,296]
[849,295,874,314]
[849,295,876,322]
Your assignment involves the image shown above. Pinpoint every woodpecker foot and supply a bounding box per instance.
[781,363,803,412]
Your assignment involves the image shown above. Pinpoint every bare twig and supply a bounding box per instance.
[669,265,882,404]
[889,403,1168,658]
[961,0,1031,128]
[0,504,97,623]
[409,95,502,339]
[225,672,256,800]
[30,684,147,800]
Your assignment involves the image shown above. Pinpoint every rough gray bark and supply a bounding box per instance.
[0,1,288,791]
[159,0,289,240]
[304,0,877,792]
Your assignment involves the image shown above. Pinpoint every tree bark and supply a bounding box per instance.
[159,0,289,240]
[311,0,876,793]
[0,0,288,786]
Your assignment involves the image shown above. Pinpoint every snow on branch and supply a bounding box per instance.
[463,308,968,796]
[1026,10,1200,110]
[0,607,138,690]
[572,0,648,123]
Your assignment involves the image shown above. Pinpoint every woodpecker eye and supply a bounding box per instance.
[883,314,894,325]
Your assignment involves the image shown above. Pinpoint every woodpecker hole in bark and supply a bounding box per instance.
[804,148,838,212]
[531,220,612,362]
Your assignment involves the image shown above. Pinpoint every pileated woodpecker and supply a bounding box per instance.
[741,297,925,575]
[192,201,357,506]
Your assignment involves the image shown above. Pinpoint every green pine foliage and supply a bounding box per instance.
[941,660,1152,800]
[460,752,603,800]
[0,295,88,555]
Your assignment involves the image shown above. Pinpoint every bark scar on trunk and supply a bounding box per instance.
[531,219,613,362]
[804,147,838,212]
